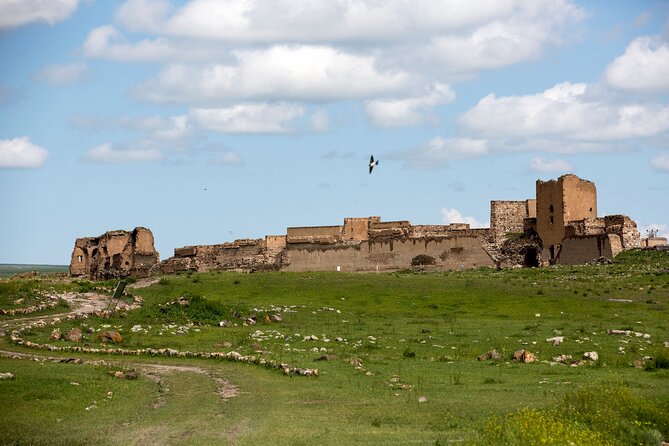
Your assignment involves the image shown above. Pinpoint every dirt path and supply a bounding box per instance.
[0,291,239,402]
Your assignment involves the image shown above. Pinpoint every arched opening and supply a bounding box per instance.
[523,247,540,268]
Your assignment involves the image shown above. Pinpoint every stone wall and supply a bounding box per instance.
[604,215,641,249]
[558,234,621,265]
[286,225,343,244]
[281,236,495,272]
[369,220,412,239]
[69,227,159,280]
[159,239,276,273]
[490,200,534,242]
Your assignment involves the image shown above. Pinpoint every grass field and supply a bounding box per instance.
[1,250,668,445]
[0,264,69,278]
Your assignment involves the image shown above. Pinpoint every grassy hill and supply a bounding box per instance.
[0,249,668,445]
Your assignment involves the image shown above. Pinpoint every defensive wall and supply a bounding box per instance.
[70,175,663,278]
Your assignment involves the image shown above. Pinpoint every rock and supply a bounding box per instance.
[418,396,428,403]
[51,329,62,341]
[552,354,572,364]
[349,358,363,367]
[0,372,14,380]
[633,359,645,369]
[478,350,502,361]
[421,328,431,334]
[513,349,535,363]
[246,318,256,326]
[66,328,83,343]
[583,351,598,361]
[98,331,123,343]
[546,336,564,346]
[218,320,232,328]
[87,327,95,334]
[608,329,630,335]
[263,315,272,324]
[270,314,283,323]
[664,341,669,348]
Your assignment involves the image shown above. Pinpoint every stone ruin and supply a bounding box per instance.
[69,227,159,280]
[70,175,663,278]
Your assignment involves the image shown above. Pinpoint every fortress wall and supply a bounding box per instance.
[369,220,412,239]
[286,225,342,244]
[605,215,641,248]
[557,234,620,265]
[343,218,372,241]
[490,200,533,242]
[282,236,495,272]
[266,235,287,250]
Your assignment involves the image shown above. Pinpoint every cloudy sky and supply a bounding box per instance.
[1,0,668,264]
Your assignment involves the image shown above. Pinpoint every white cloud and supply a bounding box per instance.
[148,115,192,141]
[651,152,669,172]
[364,83,455,127]
[311,109,329,132]
[0,137,48,168]
[440,207,486,228]
[459,82,669,147]
[605,35,669,93]
[137,45,410,103]
[0,0,79,30]
[528,157,574,173]
[400,137,489,169]
[83,25,176,62]
[82,143,163,163]
[33,62,88,84]
[114,0,582,47]
[189,103,304,133]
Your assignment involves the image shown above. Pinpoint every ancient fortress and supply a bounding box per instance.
[70,174,665,280]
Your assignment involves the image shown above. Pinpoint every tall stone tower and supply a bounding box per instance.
[536,174,597,262]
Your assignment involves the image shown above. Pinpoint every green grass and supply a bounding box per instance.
[1,249,668,444]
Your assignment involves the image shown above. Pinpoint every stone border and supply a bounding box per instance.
[0,294,61,316]
[7,300,318,377]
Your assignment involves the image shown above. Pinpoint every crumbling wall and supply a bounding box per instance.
[159,239,275,273]
[368,220,412,240]
[558,234,620,265]
[343,217,373,241]
[604,215,641,249]
[69,227,159,280]
[286,225,342,244]
[282,236,495,272]
[411,224,471,238]
[490,200,534,242]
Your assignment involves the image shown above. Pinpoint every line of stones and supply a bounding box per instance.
[7,304,318,377]
[0,294,61,316]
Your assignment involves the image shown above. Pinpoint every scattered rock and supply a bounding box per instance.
[109,370,138,380]
[633,359,646,369]
[218,320,233,328]
[664,341,669,348]
[66,328,83,343]
[583,351,599,362]
[97,331,123,343]
[418,396,428,403]
[552,354,572,364]
[513,349,535,364]
[263,315,272,323]
[478,350,502,361]
[608,298,633,303]
[51,329,62,341]
[270,314,283,323]
[608,329,630,335]
[0,372,14,380]
[349,358,364,367]
[546,336,564,346]
[87,327,95,334]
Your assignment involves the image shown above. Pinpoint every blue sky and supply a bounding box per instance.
[1,0,668,265]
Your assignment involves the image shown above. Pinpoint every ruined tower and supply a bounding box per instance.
[536,174,597,263]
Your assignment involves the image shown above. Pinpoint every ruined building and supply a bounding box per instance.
[70,175,657,278]
[69,227,159,280]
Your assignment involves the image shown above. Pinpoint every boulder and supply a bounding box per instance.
[270,314,283,323]
[98,331,123,343]
[218,320,233,327]
[51,329,62,341]
[66,328,83,343]
[478,350,502,361]
[0,372,14,380]
[583,351,599,361]
[513,349,535,363]
[546,336,564,346]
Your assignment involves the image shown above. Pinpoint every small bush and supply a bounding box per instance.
[403,348,416,359]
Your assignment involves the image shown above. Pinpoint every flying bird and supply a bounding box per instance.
[369,155,379,174]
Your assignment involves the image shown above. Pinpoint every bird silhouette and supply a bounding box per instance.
[369,155,379,174]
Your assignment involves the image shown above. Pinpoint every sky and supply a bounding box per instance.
[1,0,668,265]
